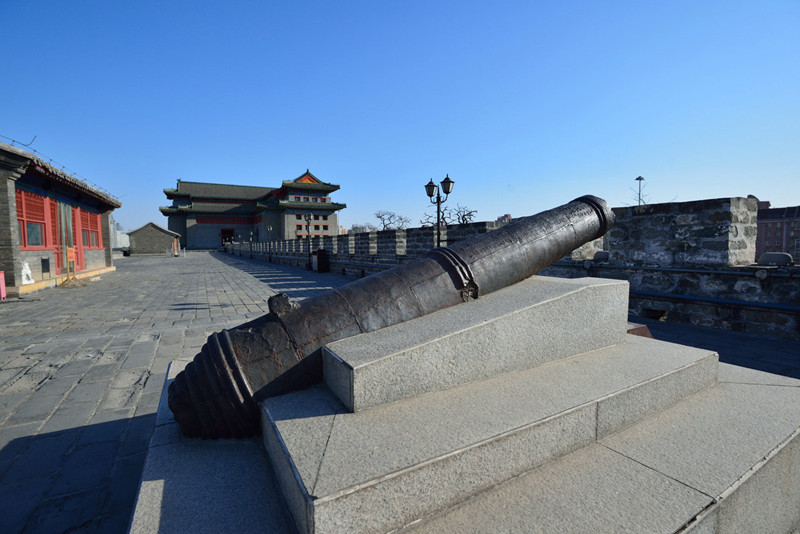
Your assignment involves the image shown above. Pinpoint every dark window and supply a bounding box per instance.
[26,222,44,247]
[296,214,302,220]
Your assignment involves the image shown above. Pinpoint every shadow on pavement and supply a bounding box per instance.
[0,414,156,534]
[210,251,354,301]
[636,317,800,380]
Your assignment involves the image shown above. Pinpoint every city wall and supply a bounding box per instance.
[228,221,508,277]
[226,197,799,339]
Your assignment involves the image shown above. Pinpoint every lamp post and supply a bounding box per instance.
[635,176,645,206]
[266,225,273,262]
[304,213,313,269]
[425,174,455,248]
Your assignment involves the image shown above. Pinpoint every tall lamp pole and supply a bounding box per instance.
[425,174,455,248]
[635,176,645,206]
[266,225,273,262]
[304,213,313,269]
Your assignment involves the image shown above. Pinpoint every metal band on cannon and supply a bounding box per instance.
[168,195,615,439]
[426,247,478,301]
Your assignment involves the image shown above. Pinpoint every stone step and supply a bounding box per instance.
[401,364,800,534]
[323,276,629,412]
[261,335,717,534]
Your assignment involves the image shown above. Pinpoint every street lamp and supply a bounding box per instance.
[425,174,455,248]
[304,213,313,268]
[635,176,645,206]
[266,225,273,262]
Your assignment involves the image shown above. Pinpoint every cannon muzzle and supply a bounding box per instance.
[168,195,614,438]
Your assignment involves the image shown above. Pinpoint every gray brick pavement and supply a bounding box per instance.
[0,252,797,533]
[638,318,800,378]
[0,251,352,534]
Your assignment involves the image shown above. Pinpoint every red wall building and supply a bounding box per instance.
[0,142,121,296]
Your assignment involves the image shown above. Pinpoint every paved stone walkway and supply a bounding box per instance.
[638,317,800,379]
[0,251,798,534]
[0,252,351,534]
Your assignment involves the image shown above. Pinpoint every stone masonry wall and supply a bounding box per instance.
[228,220,509,277]
[541,197,795,339]
[541,262,799,339]
[609,197,757,267]
[0,151,29,290]
[18,249,57,283]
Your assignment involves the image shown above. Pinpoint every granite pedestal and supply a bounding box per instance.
[131,276,800,533]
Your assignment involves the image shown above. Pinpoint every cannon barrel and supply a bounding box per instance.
[168,195,614,438]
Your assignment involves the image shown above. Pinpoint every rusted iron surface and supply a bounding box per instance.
[168,195,615,439]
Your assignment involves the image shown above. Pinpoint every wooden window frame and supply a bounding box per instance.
[80,209,104,250]
[16,189,52,251]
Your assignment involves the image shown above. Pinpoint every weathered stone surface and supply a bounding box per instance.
[324,276,628,411]
[263,332,716,534]
[402,364,800,534]
[131,363,292,534]
[607,197,757,267]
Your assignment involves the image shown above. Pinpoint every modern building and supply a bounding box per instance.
[0,142,121,296]
[756,201,800,261]
[109,216,130,249]
[159,170,346,249]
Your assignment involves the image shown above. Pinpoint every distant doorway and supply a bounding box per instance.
[221,228,235,245]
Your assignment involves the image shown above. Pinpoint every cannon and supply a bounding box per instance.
[168,195,615,439]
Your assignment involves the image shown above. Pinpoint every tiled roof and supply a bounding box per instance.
[280,181,340,192]
[1,142,122,209]
[167,180,274,200]
[128,222,180,237]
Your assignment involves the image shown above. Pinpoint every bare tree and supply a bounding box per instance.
[454,204,478,224]
[420,204,477,227]
[374,210,411,230]
[350,222,377,234]
[420,206,452,227]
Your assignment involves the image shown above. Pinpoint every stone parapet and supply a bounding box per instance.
[377,228,405,256]
[541,262,799,339]
[610,197,757,267]
[405,226,438,256]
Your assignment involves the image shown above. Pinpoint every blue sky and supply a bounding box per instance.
[3,1,798,231]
